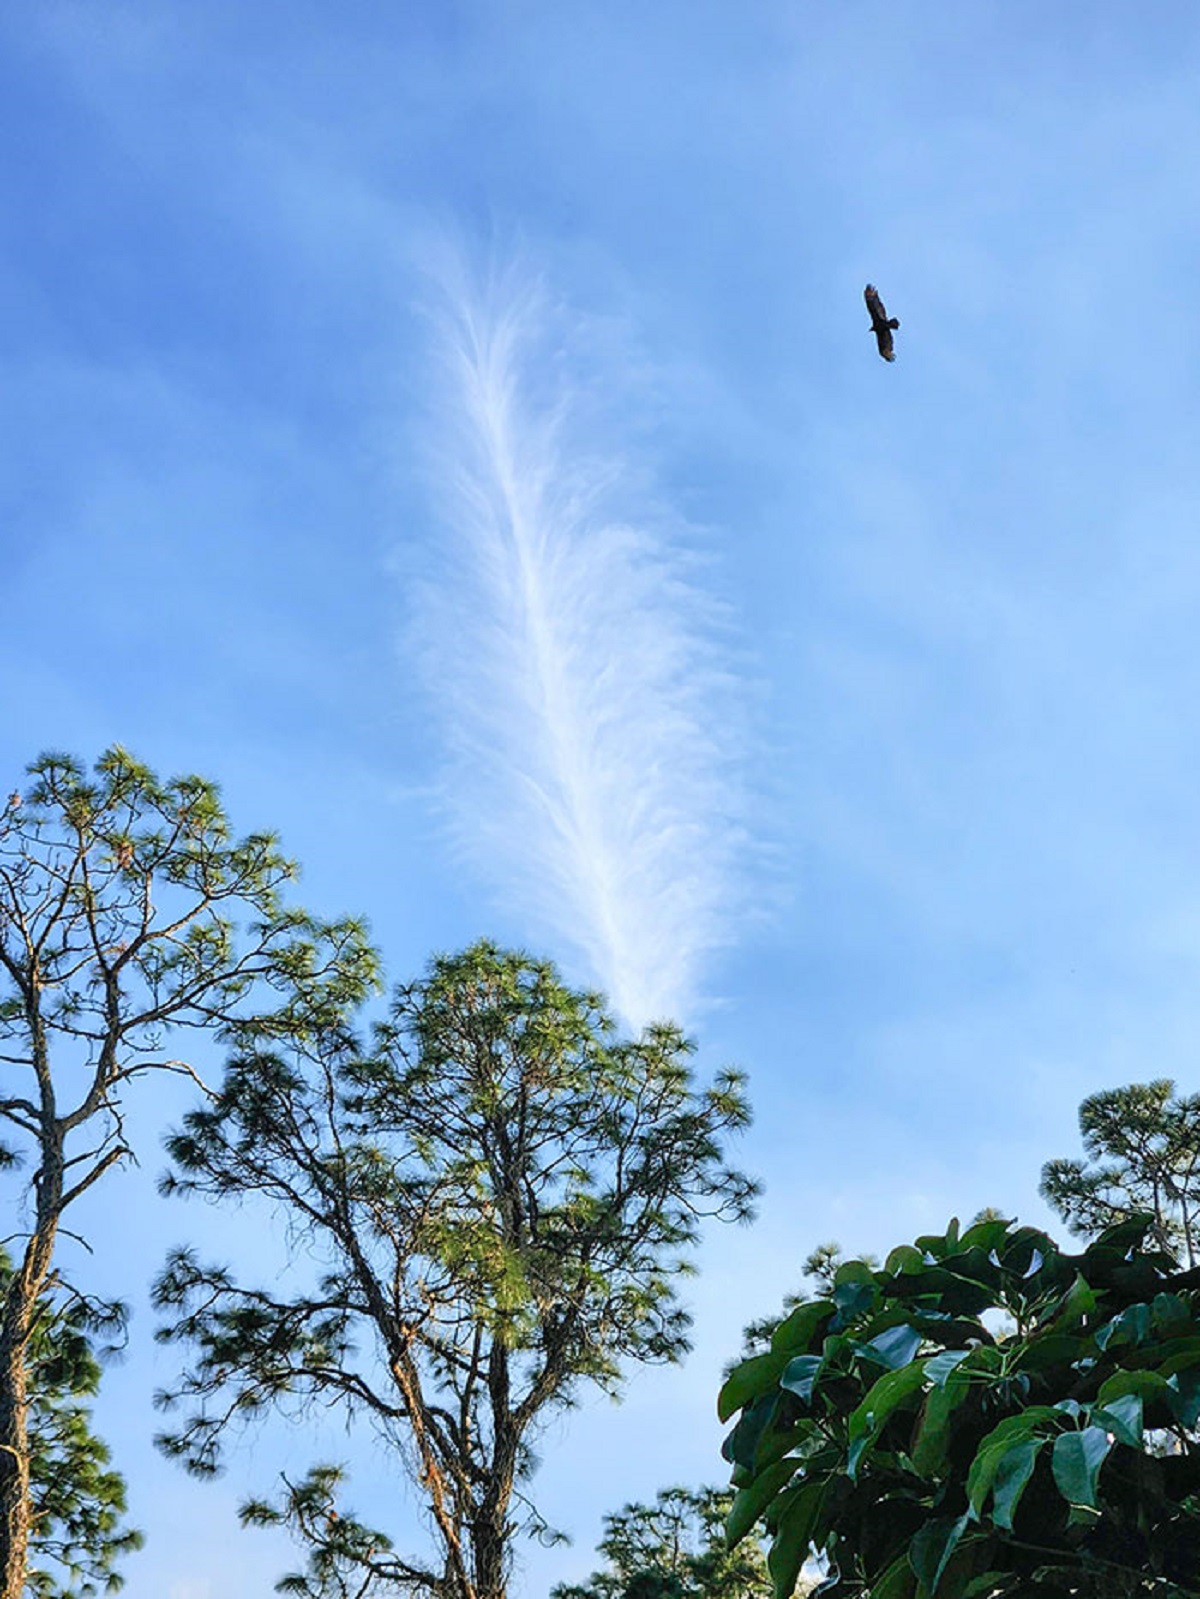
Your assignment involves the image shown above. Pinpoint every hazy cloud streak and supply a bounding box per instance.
[414,259,750,1026]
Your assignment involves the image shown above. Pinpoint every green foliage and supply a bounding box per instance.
[551,1486,778,1599]
[0,1253,143,1598]
[0,747,379,1084]
[0,743,378,1219]
[239,1466,394,1599]
[720,1216,1200,1599]
[737,1246,878,1364]
[154,941,758,1599]
[1041,1080,1200,1267]
[0,747,379,1597]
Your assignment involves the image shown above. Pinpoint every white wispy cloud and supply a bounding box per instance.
[411,253,752,1027]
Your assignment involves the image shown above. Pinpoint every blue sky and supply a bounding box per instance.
[5,2,1200,1594]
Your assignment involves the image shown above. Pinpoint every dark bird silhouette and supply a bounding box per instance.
[864,284,899,362]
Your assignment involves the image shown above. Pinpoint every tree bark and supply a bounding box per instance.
[0,1304,31,1599]
[472,1342,517,1599]
[0,1221,55,1599]
[0,1100,63,1599]
[471,1468,514,1599]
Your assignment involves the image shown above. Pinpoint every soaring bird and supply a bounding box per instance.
[864,284,899,362]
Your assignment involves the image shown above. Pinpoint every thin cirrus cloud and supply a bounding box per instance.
[409,253,753,1028]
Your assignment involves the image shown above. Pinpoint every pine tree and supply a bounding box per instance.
[0,750,378,1599]
[550,1487,776,1599]
[1040,1079,1200,1265]
[154,941,758,1599]
[1,1249,142,1598]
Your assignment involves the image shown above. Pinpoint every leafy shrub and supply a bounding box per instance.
[719,1216,1200,1599]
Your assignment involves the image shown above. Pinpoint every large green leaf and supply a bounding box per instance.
[767,1480,824,1599]
[888,1267,995,1317]
[1167,1367,1200,1429]
[770,1300,831,1356]
[780,1354,824,1405]
[924,1349,971,1388]
[722,1392,779,1470]
[970,1408,1062,1459]
[942,1247,1004,1295]
[832,1278,879,1326]
[754,1419,824,1474]
[1150,1291,1192,1332]
[862,1324,924,1370]
[908,1512,970,1596]
[1094,1301,1152,1351]
[1088,1390,1142,1448]
[989,1437,1043,1530]
[718,1350,791,1423]
[911,1373,971,1477]
[1045,1272,1096,1331]
[834,1258,878,1287]
[763,1474,824,1538]
[885,1244,926,1277]
[847,1361,928,1478]
[872,1552,917,1599]
[958,1218,1016,1255]
[1092,1214,1156,1253]
[725,1457,802,1547]
[1157,1335,1200,1375]
[1095,1368,1173,1410]
[1010,1334,1083,1374]
[967,1411,1061,1514]
[1050,1427,1112,1509]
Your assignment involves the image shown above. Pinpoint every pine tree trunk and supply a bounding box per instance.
[471,1491,510,1599]
[473,1341,517,1599]
[0,1105,63,1599]
[0,1292,32,1599]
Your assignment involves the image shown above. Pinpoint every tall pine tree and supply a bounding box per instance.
[154,942,757,1599]
[0,749,378,1599]
[2,1250,141,1598]
[1041,1079,1200,1264]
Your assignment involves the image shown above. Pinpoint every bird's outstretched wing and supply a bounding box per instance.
[864,283,899,362]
